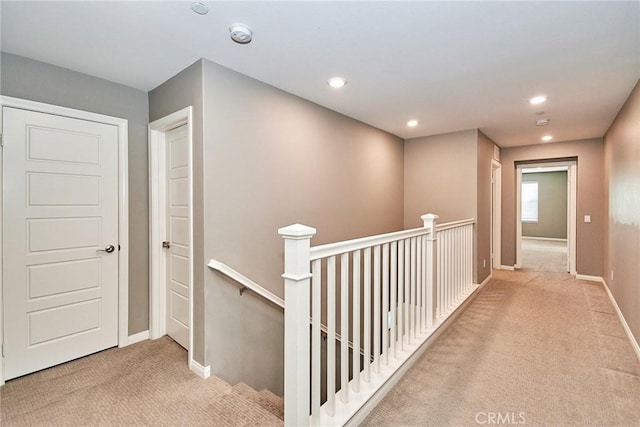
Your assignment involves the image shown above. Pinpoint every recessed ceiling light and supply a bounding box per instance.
[541,135,553,142]
[536,118,550,126]
[191,2,208,15]
[407,119,419,127]
[327,77,347,88]
[529,95,547,105]
[229,24,253,44]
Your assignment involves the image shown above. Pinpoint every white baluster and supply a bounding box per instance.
[340,253,349,404]
[410,237,416,341]
[363,247,371,383]
[416,236,422,333]
[382,243,389,365]
[404,239,410,345]
[422,214,438,328]
[311,260,321,422]
[373,245,381,373]
[352,250,361,392]
[279,224,316,427]
[397,240,404,351]
[390,241,397,358]
[327,256,336,416]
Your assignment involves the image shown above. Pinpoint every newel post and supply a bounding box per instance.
[279,223,316,427]
[422,213,439,327]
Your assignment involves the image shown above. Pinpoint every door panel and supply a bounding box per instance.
[165,125,190,349]
[3,107,119,380]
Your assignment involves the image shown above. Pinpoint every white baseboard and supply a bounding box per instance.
[476,273,492,288]
[127,330,149,345]
[500,265,515,271]
[575,274,604,283]
[522,236,567,242]
[602,280,640,363]
[190,359,210,379]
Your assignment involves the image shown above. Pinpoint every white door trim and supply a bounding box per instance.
[0,95,129,386]
[491,160,502,269]
[148,107,195,371]
[516,160,576,274]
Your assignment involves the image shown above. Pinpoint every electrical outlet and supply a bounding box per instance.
[610,270,614,281]
[483,259,486,268]
[584,215,591,223]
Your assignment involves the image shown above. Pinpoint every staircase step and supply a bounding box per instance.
[259,389,284,411]
[220,387,283,426]
[233,382,284,420]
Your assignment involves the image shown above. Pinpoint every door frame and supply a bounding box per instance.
[0,96,129,386]
[515,160,577,274]
[491,160,502,269]
[148,107,194,370]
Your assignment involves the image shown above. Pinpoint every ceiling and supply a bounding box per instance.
[1,1,638,147]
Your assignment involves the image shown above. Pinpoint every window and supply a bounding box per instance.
[521,181,538,222]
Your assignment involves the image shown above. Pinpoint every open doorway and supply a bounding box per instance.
[516,161,577,274]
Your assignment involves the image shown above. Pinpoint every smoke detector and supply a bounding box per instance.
[536,118,550,126]
[229,24,253,44]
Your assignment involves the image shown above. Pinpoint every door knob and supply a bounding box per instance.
[162,241,171,249]
[97,245,116,253]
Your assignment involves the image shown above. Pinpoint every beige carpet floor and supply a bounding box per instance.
[3,270,639,426]
[0,337,283,426]
[522,238,568,273]
[363,269,640,426]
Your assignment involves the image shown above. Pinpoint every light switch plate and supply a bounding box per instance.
[584,215,591,223]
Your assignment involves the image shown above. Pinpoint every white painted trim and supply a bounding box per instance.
[189,359,211,379]
[575,274,604,283]
[0,96,129,386]
[491,160,502,269]
[476,273,492,288]
[515,168,522,269]
[148,107,195,370]
[522,236,567,242]
[346,283,485,426]
[128,330,150,345]
[500,265,516,271]
[602,280,640,363]
[516,161,576,273]
[568,163,577,275]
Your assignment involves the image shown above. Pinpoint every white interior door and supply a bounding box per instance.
[2,107,119,380]
[165,125,190,349]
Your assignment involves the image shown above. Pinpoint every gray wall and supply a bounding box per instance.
[201,59,404,393]
[150,59,405,393]
[1,52,150,335]
[404,130,478,225]
[148,60,206,364]
[404,129,493,284]
[522,171,568,239]
[500,139,604,276]
[604,80,640,344]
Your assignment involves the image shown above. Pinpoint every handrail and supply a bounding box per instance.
[310,226,430,261]
[208,259,284,308]
[436,218,475,232]
[208,258,364,357]
[309,218,475,261]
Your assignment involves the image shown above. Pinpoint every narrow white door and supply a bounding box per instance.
[165,125,190,349]
[3,107,119,380]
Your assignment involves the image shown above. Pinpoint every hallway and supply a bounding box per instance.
[364,269,640,426]
[2,270,638,426]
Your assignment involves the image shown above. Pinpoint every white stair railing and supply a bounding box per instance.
[279,214,478,427]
